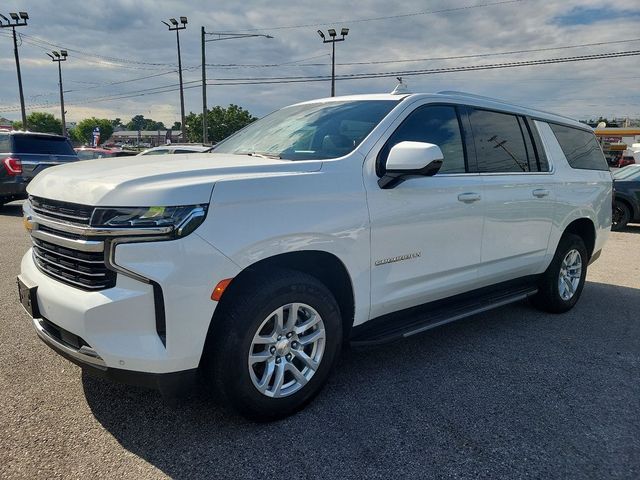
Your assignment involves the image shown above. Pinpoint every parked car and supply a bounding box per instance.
[1,131,77,207]
[75,147,137,160]
[137,144,212,156]
[612,164,640,230]
[18,91,611,420]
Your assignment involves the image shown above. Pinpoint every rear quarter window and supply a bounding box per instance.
[12,135,76,156]
[549,124,608,171]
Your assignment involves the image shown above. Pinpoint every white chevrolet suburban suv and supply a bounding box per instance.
[18,91,611,420]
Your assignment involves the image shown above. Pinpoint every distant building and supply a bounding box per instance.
[0,117,13,130]
[106,130,182,147]
[594,127,640,163]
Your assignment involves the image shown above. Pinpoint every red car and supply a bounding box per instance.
[75,147,137,160]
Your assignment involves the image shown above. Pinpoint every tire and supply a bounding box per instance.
[203,268,342,421]
[612,200,630,231]
[532,233,588,313]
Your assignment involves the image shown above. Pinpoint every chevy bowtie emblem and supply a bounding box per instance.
[23,215,34,232]
[375,252,421,266]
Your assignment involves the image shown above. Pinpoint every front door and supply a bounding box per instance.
[366,104,485,319]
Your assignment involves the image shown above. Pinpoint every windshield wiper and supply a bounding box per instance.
[239,151,281,159]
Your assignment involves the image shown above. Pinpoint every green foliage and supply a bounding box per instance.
[184,104,257,143]
[125,115,166,131]
[71,118,114,145]
[12,112,62,135]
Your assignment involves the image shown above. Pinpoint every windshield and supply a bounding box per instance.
[213,100,399,160]
[613,164,640,180]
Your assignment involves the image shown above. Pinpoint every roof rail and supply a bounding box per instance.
[436,90,581,125]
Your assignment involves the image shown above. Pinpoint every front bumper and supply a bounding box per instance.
[20,231,240,378]
[31,314,198,394]
[0,177,28,199]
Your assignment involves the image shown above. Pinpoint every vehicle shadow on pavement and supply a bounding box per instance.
[0,202,24,218]
[82,280,640,479]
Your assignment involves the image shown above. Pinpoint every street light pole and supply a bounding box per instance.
[162,17,187,141]
[47,50,68,137]
[317,28,349,97]
[201,26,207,144]
[0,12,29,129]
[201,30,272,144]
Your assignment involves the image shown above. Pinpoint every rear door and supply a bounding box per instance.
[366,103,485,318]
[466,107,556,284]
[12,134,78,180]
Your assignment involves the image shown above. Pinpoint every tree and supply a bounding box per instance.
[184,104,257,143]
[111,118,123,129]
[71,118,114,146]
[171,121,181,130]
[12,112,62,135]
[125,115,166,131]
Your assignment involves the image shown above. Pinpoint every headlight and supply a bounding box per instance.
[91,204,208,237]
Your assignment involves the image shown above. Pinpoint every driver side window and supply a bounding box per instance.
[377,105,467,176]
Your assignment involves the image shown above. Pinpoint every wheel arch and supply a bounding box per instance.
[207,250,356,347]
[563,217,596,259]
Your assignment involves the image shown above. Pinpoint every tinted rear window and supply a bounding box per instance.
[549,124,608,171]
[468,109,532,173]
[12,135,76,155]
[0,134,10,152]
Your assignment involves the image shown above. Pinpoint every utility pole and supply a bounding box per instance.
[0,12,29,129]
[201,29,273,144]
[47,50,68,137]
[162,17,187,141]
[201,26,207,144]
[317,28,349,97]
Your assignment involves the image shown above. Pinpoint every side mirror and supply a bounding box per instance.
[378,141,444,189]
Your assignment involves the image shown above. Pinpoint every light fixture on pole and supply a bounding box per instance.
[162,16,188,141]
[317,27,348,97]
[46,50,68,137]
[0,11,29,129]
[200,29,273,144]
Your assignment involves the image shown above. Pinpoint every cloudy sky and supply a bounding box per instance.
[0,0,638,125]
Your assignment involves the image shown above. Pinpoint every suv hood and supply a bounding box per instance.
[26,153,322,206]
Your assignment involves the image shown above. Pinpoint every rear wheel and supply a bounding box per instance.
[532,234,588,313]
[612,200,630,231]
[203,268,342,421]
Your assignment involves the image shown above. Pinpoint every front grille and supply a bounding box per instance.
[32,237,115,290]
[30,196,93,225]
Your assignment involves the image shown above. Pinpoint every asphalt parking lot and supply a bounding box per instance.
[1,200,638,480]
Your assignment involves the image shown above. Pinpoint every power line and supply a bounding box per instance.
[1,48,638,113]
[201,49,640,83]
[204,37,640,69]
[236,0,526,32]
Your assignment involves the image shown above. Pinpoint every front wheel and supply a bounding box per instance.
[532,233,588,313]
[203,268,342,421]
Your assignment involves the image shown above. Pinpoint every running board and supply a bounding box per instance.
[350,279,538,347]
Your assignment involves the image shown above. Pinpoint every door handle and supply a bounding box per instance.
[457,192,481,203]
[532,189,550,198]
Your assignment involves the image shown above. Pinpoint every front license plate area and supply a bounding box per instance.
[17,276,40,318]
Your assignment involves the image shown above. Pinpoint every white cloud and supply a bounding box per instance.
[0,0,639,123]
